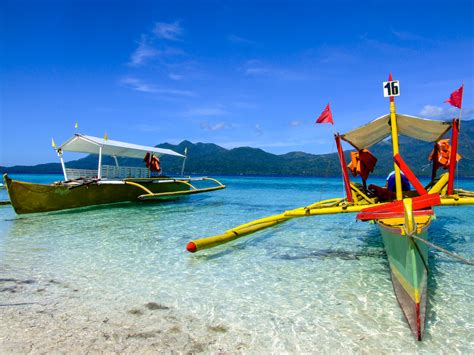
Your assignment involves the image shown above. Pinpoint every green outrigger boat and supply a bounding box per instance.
[4,134,225,214]
[186,76,474,340]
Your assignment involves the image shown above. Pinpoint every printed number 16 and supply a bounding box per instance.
[384,81,399,96]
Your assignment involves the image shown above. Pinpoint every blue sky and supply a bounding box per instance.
[1,0,473,166]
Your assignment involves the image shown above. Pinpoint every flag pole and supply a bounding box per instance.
[458,84,464,128]
[335,133,353,202]
[447,118,459,195]
[387,73,403,201]
[317,102,352,202]
[443,83,464,194]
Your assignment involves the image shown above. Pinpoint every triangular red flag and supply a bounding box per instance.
[316,103,333,124]
[444,84,463,109]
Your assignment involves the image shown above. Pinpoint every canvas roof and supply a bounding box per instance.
[340,114,452,150]
[58,134,185,158]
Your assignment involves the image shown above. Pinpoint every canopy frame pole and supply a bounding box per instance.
[58,149,68,181]
[97,145,103,179]
[388,74,403,200]
[447,118,459,195]
[181,149,187,176]
[430,143,439,181]
[335,133,353,202]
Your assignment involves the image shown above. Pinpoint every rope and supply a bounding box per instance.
[409,234,474,266]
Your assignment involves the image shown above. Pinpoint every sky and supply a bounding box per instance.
[1,0,473,166]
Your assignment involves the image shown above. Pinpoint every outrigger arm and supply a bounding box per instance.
[186,196,365,253]
[125,177,226,200]
[186,176,474,253]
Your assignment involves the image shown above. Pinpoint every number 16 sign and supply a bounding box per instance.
[383,80,400,97]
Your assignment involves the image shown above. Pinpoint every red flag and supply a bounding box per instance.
[444,84,464,109]
[316,103,333,124]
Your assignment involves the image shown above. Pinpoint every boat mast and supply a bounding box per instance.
[387,73,403,200]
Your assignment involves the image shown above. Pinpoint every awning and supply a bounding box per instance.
[58,134,185,158]
[340,114,452,150]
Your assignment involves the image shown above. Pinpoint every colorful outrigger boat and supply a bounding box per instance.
[186,77,474,340]
[3,134,225,214]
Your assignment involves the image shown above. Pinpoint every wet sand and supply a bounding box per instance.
[0,275,250,353]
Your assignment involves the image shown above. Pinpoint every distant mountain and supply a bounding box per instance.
[2,120,473,178]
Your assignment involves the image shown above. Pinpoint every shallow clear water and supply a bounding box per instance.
[1,174,473,352]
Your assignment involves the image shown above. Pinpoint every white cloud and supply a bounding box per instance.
[231,101,257,109]
[318,47,356,64]
[129,36,159,66]
[120,77,196,97]
[134,124,163,132]
[129,40,185,66]
[391,28,432,42]
[200,121,231,131]
[419,104,466,120]
[359,34,418,55]
[420,105,444,118]
[243,60,308,80]
[169,73,183,81]
[227,34,256,45]
[290,120,305,127]
[155,88,196,97]
[182,106,229,117]
[120,77,157,93]
[153,21,183,41]
[254,123,263,136]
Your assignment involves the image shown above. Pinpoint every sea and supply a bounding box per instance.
[1,174,473,352]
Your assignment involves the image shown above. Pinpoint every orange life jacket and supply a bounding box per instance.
[143,152,151,168]
[150,156,161,172]
[428,139,461,169]
[347,149,377,182]
[143,152,161,172]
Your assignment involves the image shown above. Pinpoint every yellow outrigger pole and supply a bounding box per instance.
[186,197,371,253]
[185,175,472,253]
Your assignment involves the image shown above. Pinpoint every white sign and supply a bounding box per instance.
[383,80,400,97]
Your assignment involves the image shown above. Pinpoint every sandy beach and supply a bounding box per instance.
[0,273,249,353]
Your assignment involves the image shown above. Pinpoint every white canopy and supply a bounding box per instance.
[340,114,452,150]
[58,134,185,159]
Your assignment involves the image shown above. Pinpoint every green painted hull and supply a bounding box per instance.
[378,219,430,341]
[4,175,190,214]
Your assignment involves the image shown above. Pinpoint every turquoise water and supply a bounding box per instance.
[1,174,473,352]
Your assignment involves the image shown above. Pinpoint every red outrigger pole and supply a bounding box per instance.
[447,118,459,195]
[335,133,353,202]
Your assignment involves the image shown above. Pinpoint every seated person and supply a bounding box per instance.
[368,171,411,200]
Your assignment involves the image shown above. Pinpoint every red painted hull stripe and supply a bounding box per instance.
[356,209,433,221]
[361,193,440,213]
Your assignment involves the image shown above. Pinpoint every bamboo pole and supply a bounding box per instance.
[387,73,403,200]
[186,199,371,253]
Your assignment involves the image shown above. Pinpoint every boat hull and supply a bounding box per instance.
[378,218,430,341]
[3,175,190,214]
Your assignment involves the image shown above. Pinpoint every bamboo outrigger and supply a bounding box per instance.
[3,134,225,214]
[186,76,474,340]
